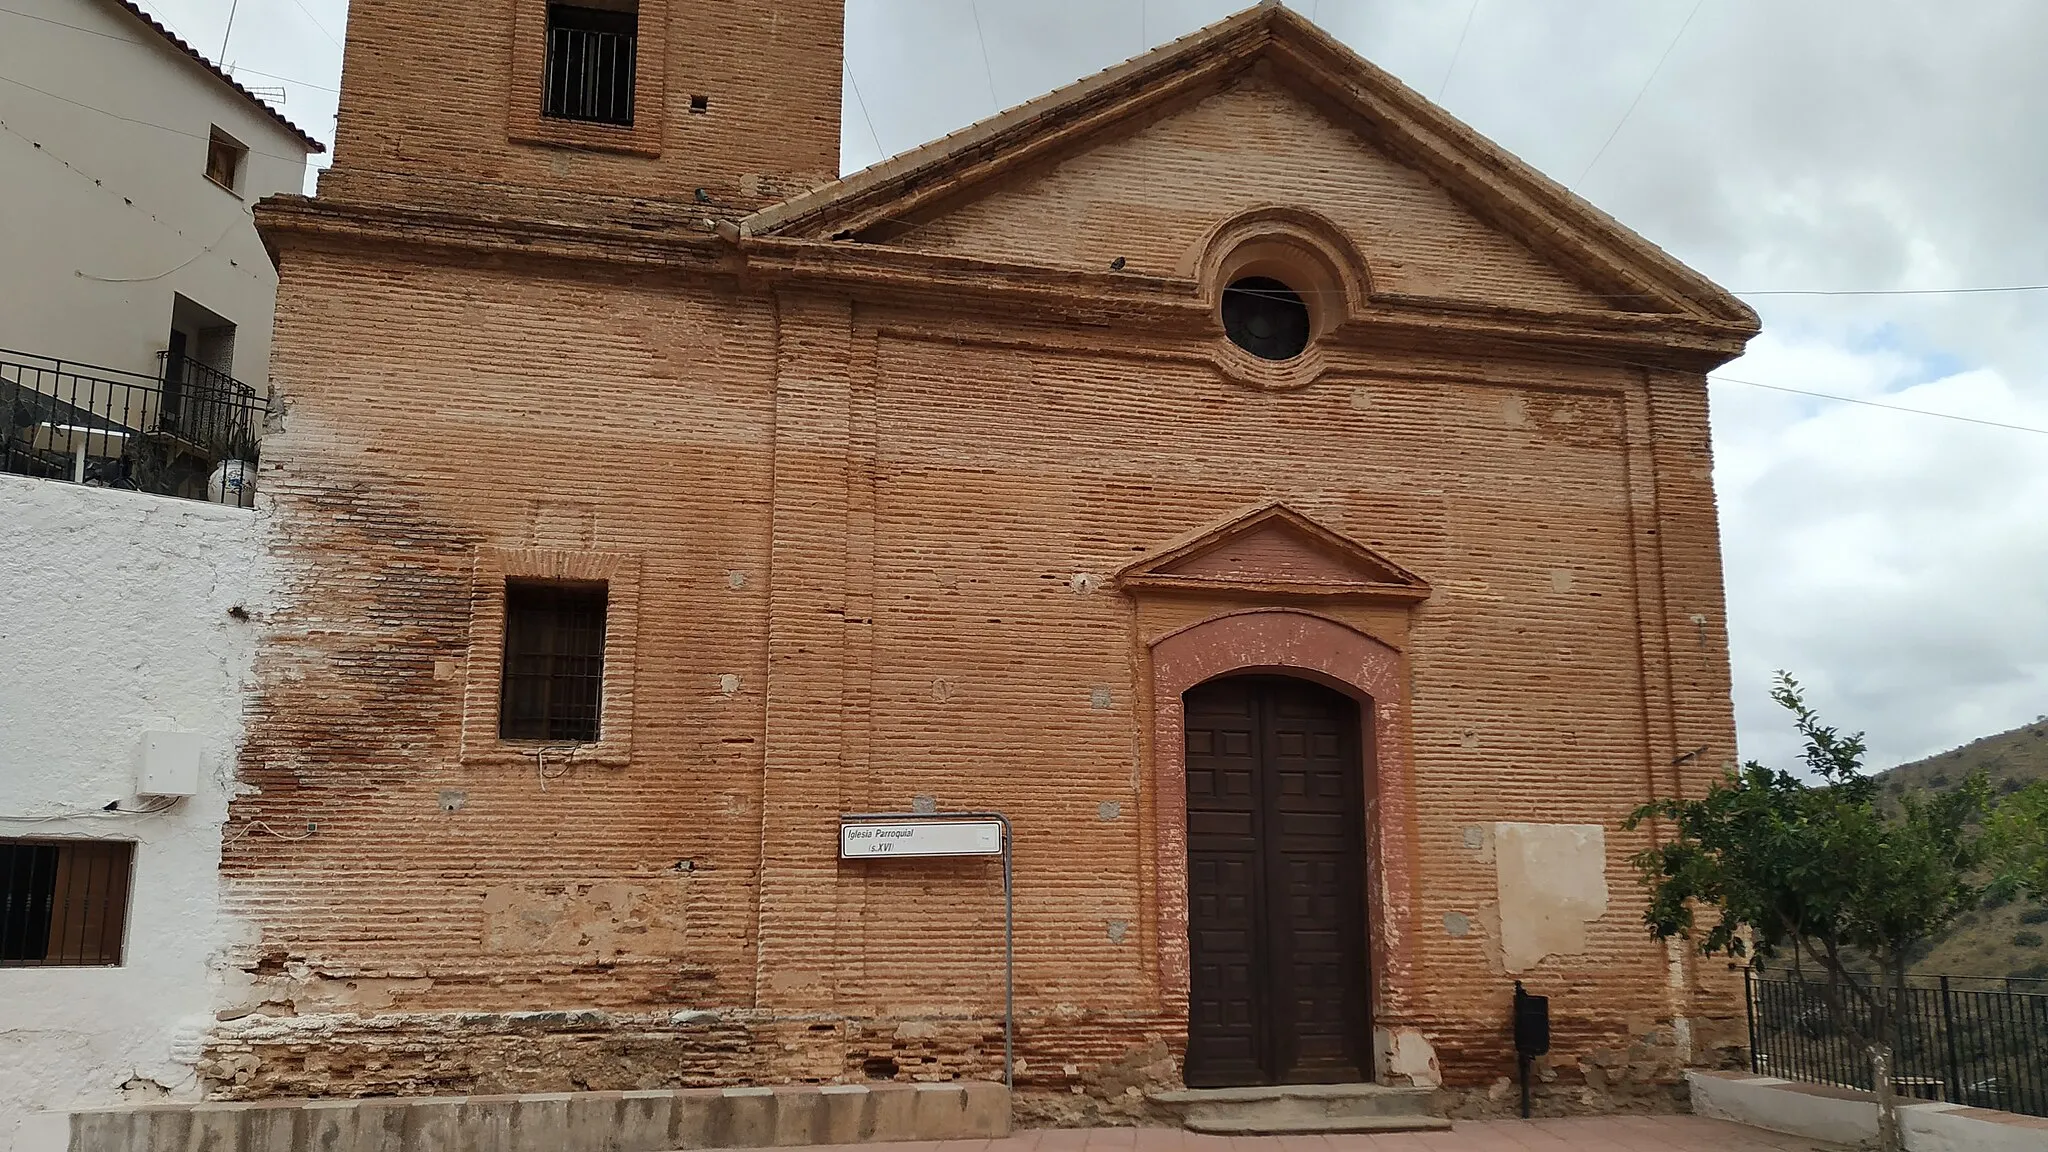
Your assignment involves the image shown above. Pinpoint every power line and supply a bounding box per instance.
[0,115,270,287]
[282,0,344,49]
[1574,0,1706,186]
[844,63,885,161]
[229,64,339,94]
[1156,276,2048,303]
[1708,376,2048,437]
[1738,284,2048,298]
[0,7,339,93]
[0,72,323,159]
[1367,314,2048,440]
[1437,0,1480,101]
[969,1,1000,114]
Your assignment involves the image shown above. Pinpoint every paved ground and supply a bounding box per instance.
[777,1119,1848,1152]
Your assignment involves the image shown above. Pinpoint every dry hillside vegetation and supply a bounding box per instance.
[1878,719,2048,980]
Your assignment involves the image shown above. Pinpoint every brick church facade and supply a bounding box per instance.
[219,0,1760,1118]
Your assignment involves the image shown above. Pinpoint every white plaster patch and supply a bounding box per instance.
[480,882,688,957]
[1376,1027,1443,1088]
[0,477,269,1142]
[1494,822,1610,973]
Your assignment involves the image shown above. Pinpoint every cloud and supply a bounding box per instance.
[162,0,2047,770]
[1713,336,2048,768]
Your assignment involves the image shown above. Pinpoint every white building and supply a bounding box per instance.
[1,0,319,501]
[0,3,317,1147]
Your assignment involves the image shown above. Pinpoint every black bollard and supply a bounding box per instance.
[1513,981,1551,1119]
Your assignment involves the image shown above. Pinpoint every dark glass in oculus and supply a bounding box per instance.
[1221,276,1311,361]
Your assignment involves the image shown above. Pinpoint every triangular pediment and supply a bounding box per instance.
[1119,503,1429,601]
[743,4,1756,331]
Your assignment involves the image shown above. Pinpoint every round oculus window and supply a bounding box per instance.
[1221,276,1311,361]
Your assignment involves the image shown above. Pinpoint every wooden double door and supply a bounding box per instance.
[1183,675,1370,1087]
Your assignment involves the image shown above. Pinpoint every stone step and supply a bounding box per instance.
[1185,1115,1454,1136]
[50,1081,1009,1152]
[1149,1083,1443,1134]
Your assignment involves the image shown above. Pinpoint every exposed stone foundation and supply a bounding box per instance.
[202,1010,1739,1125]
[200,1009,1181,1106]
[1434,1020,1750,1119]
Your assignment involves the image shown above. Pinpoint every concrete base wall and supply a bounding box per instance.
[25,1082,1008,1152]
[1688,1070,2048,1152]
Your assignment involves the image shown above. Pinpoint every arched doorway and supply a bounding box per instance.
[1183,674,1369,1087]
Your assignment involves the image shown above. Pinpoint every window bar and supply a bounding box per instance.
[621,35,636,123]
[88,844,111,964]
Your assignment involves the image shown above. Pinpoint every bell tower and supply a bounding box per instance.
[321,0,844,214]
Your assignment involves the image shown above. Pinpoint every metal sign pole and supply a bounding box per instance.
[1001,818,1013,1089]
[840,810,1014,1089]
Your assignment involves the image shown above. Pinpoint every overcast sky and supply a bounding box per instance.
[136,0,2048,772]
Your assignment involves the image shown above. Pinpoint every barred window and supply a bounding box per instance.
[2,839,133,967]
[542,3,638,126]
[499,580,608,742]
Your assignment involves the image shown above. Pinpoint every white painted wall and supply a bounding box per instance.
[0,475,269,1152]
[0,0,316,390]
[1689,1070,2048,1152]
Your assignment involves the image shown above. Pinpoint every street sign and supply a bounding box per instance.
[839,818,1004,859]
[839,810,1015,1089]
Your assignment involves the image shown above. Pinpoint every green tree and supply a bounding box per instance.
[1988,780,2048,898]
[1624,673,1995,1152]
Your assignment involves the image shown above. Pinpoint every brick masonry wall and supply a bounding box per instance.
[322,0,841,215]
[231,44,1747,1117]
[887,73,1613,313]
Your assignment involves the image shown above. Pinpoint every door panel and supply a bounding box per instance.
[1183,683,1266,1087]
[1264,678,1367,1082]
[1184,676,1368,1087]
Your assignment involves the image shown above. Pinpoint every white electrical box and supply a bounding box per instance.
[133,731,204,797]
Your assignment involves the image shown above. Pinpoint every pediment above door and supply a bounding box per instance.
[1117,502,1429,602]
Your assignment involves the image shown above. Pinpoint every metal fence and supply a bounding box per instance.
[1747,969,2048,1118]
[0,348,264,505]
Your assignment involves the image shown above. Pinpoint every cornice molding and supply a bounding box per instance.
[256,197,1749,369]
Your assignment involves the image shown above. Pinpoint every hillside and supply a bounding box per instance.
[1876,719,2048,981]
[1880,718,2048,797]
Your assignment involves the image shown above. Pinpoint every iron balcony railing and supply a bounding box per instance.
[0,348,265,506]
[1747,969,2048,1118]
[542,23,636,125]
